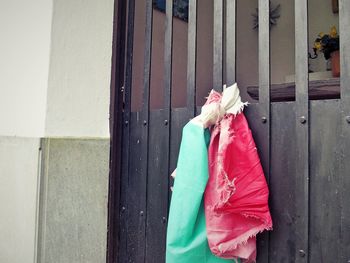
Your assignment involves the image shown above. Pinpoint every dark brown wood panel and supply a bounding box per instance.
[245,104,270,263]
[145,110,170,263]
[118,0,135,261]
[169,108,190,196]
[107,0,128,262]
[309,100,342,262]
[269,102,297,263]
[127,113,147,263]
[109,0,350,263]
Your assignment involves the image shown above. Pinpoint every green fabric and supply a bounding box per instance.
[166,123,238,263]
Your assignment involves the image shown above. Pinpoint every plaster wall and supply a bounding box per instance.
[0,1,114,263]
[37,1,113,262]
[45,0,114,137]
[0,0,53,137]
[0,137,41,263]
[37,138,109,263]
[0,1,52,262]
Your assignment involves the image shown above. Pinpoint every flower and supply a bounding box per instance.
[330,26,338,38]
[313,26,339,60]
[314,41,322,51]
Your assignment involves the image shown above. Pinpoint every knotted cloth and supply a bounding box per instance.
[204,84,272,262]
[192,83,248,128]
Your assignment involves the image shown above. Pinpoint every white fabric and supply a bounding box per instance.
[191,83,247,128]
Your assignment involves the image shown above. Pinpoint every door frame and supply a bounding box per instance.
[107,0,127,262]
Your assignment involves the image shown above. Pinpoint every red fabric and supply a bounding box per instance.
[204,91,272,262]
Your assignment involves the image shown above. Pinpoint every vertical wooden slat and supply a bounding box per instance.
[258,0,271,182]
[169,108,188,199]
[270,103,297,263]
[164,0,173,112]
[187,0,197,115]
[339,0,350,105]
[127,0,152,262]
[225,0,236,85]
[309,100,341,262]
[145,1,173,261]
[164,0,173,203]
[140,0,153,260]
[127,113,143,263]
[107,0,127,261]
[145,110,169,263]
[213,0,223,90]
[142,0,153,114]
[339,0,350,261]
[258,0,270,110]
[294,0,309,262]
[257,0,270,262]
[118,0,135,262]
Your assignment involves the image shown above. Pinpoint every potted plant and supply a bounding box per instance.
[313,26,340,77]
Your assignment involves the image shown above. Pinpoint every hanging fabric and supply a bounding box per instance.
[166,122,238,263]
[204,84,272,262]
[166,83,271,263]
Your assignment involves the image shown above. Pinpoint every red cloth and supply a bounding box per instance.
[204,91,272,262]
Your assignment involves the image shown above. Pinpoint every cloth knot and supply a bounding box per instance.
[194,83,247,128]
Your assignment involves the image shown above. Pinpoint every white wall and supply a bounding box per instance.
[0,137,41,263]
[0,1,114,263]
[0,1,52,262]
[0,0,53,137]
[0,0,113,138]
[45,0,114,138]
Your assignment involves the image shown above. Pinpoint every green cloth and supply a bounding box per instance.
[166,123,238,263]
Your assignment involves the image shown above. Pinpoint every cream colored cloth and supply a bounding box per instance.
[191,83,248,128]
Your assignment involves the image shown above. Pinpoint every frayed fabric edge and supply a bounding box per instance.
[226,101,249,117]
[214,222,272,256]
